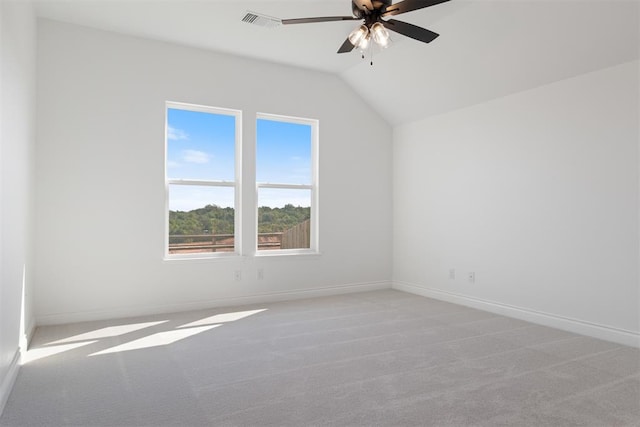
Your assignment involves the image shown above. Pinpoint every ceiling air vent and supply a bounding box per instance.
[242,11,282,28]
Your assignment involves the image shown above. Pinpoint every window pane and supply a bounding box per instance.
[256,119,311,185]
[168,185,235,254]
[167,108,235,181]
[258,188,310,250]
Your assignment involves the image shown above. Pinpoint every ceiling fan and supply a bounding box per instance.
[279,0,451,54]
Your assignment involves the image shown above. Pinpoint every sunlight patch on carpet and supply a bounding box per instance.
[47,321,169,345]
[179,309,267,328]
[89,325,220,356]
[24,341,98,363]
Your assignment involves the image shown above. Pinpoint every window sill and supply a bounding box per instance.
[163,252,244,263]
[254,250,322,259]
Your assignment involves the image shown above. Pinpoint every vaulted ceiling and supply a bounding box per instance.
[34,0,639,125]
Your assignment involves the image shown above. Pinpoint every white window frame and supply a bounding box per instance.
[255,113,319,255]
[164,101,242,260]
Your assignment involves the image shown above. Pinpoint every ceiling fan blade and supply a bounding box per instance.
[353,0,374,12]
[382,0,450,17]
[282,16,359,25]
[337,37,356,54]
[382,19,439,43]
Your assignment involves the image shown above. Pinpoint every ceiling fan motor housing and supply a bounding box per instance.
[352,0,392,20]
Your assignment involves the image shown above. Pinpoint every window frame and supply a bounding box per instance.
[164,101,242,260]
[255,112,319,256]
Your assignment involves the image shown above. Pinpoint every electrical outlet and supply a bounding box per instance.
[257,268,264,280]
[468,272,475,283]
[449,269,456,280]
[234,270,242,281]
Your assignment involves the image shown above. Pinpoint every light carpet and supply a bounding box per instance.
[1,290,638,426]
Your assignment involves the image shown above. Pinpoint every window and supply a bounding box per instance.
[165,102,241,257]
[256,114,318,253]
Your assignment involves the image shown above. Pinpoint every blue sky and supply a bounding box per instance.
[256,118,311,185]
[167,109,311,211]
[167,108,235,182]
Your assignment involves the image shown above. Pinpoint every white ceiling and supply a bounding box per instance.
[34,0,639,125]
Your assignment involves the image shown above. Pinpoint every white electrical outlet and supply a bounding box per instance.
[468,272,475,283]
[449,269,456,280]
[257,268,264,280]
[234,270,242,281]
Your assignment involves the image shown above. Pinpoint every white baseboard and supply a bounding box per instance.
[393,281,640,348]
[0,319,34,417]
[22,316,36,353]
[36,281,393,326]
[0,350,20,417]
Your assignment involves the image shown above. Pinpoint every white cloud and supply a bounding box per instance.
[167,126,189,141]
[182,149,210,164]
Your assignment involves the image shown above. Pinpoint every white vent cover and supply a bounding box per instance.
[242,11,282,28]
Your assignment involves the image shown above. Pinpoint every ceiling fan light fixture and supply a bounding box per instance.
[348,24,370,49]
[371,22,390,48]
[359,33,371,50]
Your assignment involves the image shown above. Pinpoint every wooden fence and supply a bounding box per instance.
[169,220,310,253]
[281,219,310,249]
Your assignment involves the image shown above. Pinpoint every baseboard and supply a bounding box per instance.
[36,281,393,326]
[0,350,20,417]
[21,316,36,353]
[393,281,640,348]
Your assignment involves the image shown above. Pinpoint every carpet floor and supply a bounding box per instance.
[1,290,638,426]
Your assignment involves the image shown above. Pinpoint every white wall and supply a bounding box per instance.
[35,20,393,324]
[0,0,36,413]
[393,61,640,346]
